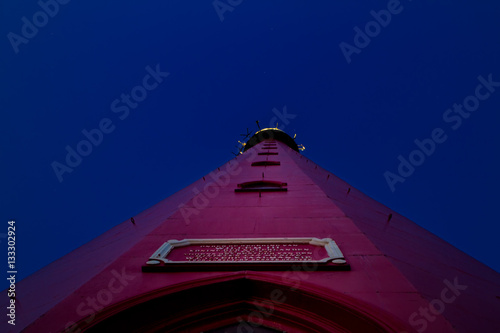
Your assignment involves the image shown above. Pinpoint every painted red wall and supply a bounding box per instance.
[5,137,499,332]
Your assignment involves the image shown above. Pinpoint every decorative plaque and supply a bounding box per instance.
[142,237,349,272]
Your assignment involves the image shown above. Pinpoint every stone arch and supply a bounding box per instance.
[80,274,404,332]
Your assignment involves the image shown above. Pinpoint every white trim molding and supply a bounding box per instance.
[145,237,347,266]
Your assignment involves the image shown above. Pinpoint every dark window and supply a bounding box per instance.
[235,180,287,192]
[258,152,278,155]
[251,161,281,166]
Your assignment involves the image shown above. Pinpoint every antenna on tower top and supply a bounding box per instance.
[240,128,251,139]
[256,120,261,130]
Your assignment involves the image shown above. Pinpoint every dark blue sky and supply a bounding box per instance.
[1,1,500,288]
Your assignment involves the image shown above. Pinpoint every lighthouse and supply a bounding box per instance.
[3,128,500,332]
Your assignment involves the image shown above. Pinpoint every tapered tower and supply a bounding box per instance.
[3,128,500,332]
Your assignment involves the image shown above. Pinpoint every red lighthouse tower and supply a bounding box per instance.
[3,128,500,332]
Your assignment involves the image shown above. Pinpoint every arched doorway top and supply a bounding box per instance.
[81,272,407,332]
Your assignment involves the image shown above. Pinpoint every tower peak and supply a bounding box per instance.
[243,128,299,152]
